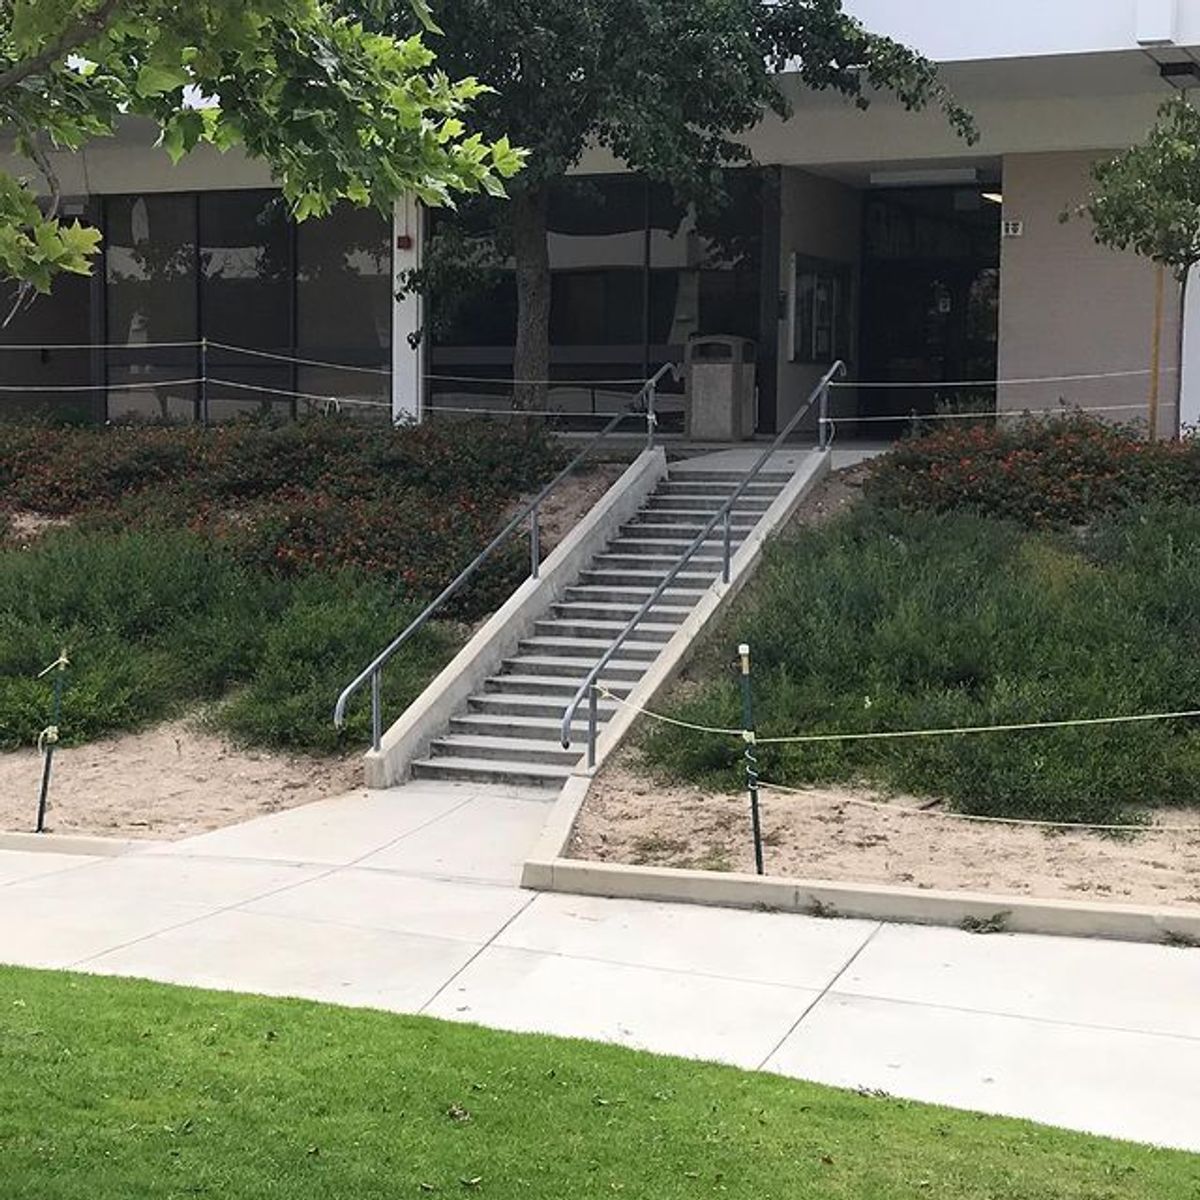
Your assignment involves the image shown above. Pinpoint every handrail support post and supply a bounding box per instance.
[722,509,733,584]
[370,670,382,752]
[646,382,657,451]
[530,502,540,579]
[587,686,599,769]
[818,383,830,450]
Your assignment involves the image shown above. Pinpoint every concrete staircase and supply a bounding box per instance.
[409,464,793,789]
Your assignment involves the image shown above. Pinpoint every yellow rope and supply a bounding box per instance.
[756,779,1200,836]
[594,686,1200,746]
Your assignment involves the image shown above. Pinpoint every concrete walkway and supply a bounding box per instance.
[1,780,1197,1154]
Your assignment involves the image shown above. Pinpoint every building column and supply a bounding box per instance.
[1180,264,1200,434]
[391,196,424,423]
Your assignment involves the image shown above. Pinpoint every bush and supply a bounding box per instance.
[0,530,461,754]
[217,574,460,753]
[642,504,1200,824]
[0,529,279,748]
[865,415,1200,526]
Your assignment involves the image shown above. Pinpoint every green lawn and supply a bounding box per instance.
[0,967,1194,1198]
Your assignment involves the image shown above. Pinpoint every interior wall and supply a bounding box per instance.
[775,167,862,432]
[998,151,1177,433]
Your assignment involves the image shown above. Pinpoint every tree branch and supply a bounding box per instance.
[0,0,124,93]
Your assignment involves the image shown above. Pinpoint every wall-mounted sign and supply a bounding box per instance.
[1002,219,1025,239]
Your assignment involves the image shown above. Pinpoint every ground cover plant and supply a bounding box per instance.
[644,419,1200,824]
[1,965,1194,1199]
[0,418,563,751]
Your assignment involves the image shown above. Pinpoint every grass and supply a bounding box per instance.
[643,503,1200,824]
[1,967,1194,1199]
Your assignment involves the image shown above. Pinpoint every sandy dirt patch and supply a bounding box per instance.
[513,463,629,554]
[571,754,1200,910]
[0,719,360,841]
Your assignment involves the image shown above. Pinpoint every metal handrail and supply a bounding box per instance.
[560,360,847,765]
[334,361,683,749]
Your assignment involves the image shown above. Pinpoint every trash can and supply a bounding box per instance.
[685,336,757,441]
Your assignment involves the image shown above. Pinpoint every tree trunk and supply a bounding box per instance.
[1176,266,1190,441]
[510,187,551,412]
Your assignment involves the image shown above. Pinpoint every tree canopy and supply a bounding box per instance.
[359,0,975,406]
[0,0,524,296]
[1083,94,1200,283]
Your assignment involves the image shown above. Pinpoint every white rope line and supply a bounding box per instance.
[205,341,391,376]
[428,404,632,419]
[0,377,202,394]
[595,686,1200,745]
[830,367,1174,390]
[820,403,1159,425]
[0,339,201,351]
[425,372,649,386]
[756,778,1200,835]
[206,378,389,406]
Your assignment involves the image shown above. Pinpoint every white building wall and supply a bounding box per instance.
[844,0,1199,61]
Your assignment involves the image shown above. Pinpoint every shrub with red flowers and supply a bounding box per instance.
[0,417,564,618]
[865,415,1200,525]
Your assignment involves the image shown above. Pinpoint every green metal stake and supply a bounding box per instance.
[35,652,69,835]
[738,643,765,876]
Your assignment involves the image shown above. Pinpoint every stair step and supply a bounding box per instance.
[501,655,648,681]
[411,756,571,788]
[519,636,662,661]
[451,713,605,742]
[578,568,717,588]
[484,673,633,698]
[627,513,759,530]
[430,734,582,766]
[592,553,724,571]
[564,585,708,605]
[469,693,620,719]
[552,601,693,623]
[645,495,773,513]
[668,469,793,483]
[607,538,740,557]
[656,480,784,497]
[534,619,676,644]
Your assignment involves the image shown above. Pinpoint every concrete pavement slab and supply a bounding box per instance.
[7,854,326,912]
[357,794,552,885]
[81,908,480,1011]
[0,888,211,969]
[158,784,478,866]
[242,867,532,945]
[765,992,1200,1152]
[498,893,879,990]
[0,849,100,886]
[423,943,818,1069]
[839,923,1200,1040]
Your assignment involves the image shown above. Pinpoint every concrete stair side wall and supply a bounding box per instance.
[364,449,668,788]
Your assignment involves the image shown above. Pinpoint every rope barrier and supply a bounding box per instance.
[829,367,1174,390]
[204,341,391,376]
[756,778,1200,835]
[821,403,1156,426]
[428,404,634,419]
[0,377,202,394]
[596,686,1200,746]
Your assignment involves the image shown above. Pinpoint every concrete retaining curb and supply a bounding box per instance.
[0,830,163,857]
[523,855,1200,946]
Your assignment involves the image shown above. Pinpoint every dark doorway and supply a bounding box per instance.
[859,186,1000,423]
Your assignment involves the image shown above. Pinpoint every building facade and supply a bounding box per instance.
[3,0,1198,435]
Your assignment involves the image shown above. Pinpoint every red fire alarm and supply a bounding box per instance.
[396,233,414,250]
